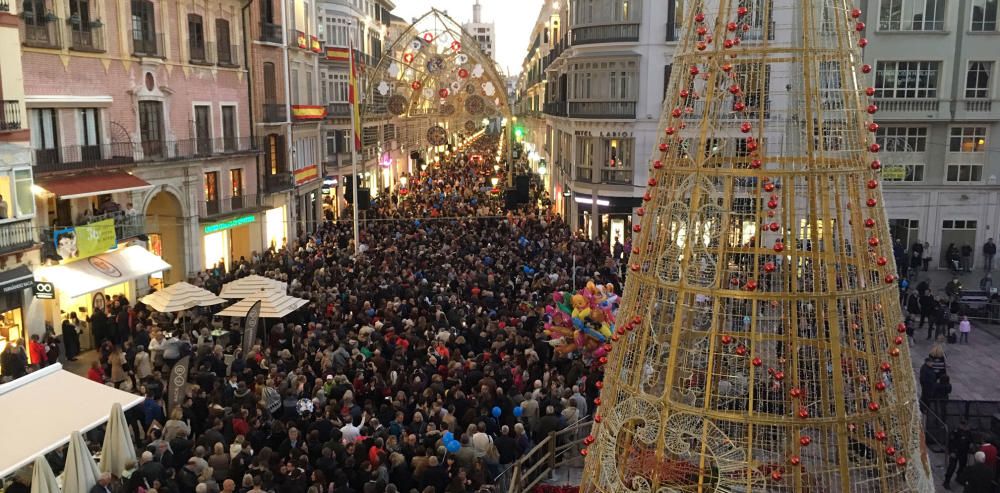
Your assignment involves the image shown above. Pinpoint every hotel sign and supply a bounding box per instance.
[204,215,255,234]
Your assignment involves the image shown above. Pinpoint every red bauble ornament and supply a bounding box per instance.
[799,436,812,446]
[411,81,422,90]
[647,178,657,187]
[896,457,907,466]
[851,8,863,18]
[866,86,876,96]
[630,263,640,272]
[665,127,676,135]
[774,371,785,381]
[689,65,700,75]
[723,39,734,48]
[632,246,640,254]
[864,218,876,228]
[871,159,882,170]
[876,380,887,391]
[740,122,752,133]
[767,200,778,209]
[752,357,763,367]
[884,274,896,284]
[643,192,652,202]
[599,356,608,365]
[633,224,642,233]
[881,361,892,372]
[875,431,887,441]
[729,84,741,94]
[734,101,746,112]
[897,322,907,332]
[768,222,780,232]
[790,387,802,398]
[580,448,588,456]
[771,471,782,481]
[867,198,877,207]
[764,261,776,273]
[696,41,707,51]
[727,21,738,31]
[679,89,690,98]
[789,456,801,466]
[867,104,879,114]
[721,335,733,345]
[636,207,645,216]
[750,158,762,168]
[858,37,869,48]
[869,143,881,153]
[868,401,880,411]
[694,12,705,22]
[594,414,602,423]
[458,68,469,78]
[737,6,749,16]
[861,64,872,73]
[763,182,775,192]
[735,345,746,356]
[672,108,683,118]
[885,446,896,456]
[439,88,450,98]
[653,160,664,169]
[868,122,879,132]
[593,397,601,405]
[798,407,809,419]
[868,236,880,246]
[745,280,758,291]
[659,142,669,152]
[856,21,866,31]
[889,347,901,356]
[722,63,733,72]
[696,26,708,36]
[773,242,785,253]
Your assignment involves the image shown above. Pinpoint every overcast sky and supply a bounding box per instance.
[391,0,544,76]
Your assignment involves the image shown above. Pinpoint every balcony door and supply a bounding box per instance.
[69,0,94,48]
[22,0,49,43]
[194,105,211,154]
[222,106,236,151]
[131,0,156,54]
[79,108,101,161]
[216,19,232,64]
[230,169,244,209]
[138,101,164,158]
[204,171,219,215]
[188,14,205,61]
[30,109,59,166]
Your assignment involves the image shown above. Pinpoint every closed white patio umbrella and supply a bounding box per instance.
[30,456,59,493]
[99,403,136,477]
[219,275,286,299]
[216,290,309,319]
[140,281,227,313]
[62,431,99,493]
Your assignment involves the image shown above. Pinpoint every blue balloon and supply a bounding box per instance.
[365,308,375,317]
[523,266,532,274]
[492,406,502,418]
[443,431,453,442]
[414,220,422,226]
[513,406,523,418]
[446,440,461,453]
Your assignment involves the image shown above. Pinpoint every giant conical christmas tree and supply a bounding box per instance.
[580,1,934,491]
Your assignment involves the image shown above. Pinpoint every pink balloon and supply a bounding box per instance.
[592,347,608,358]
[545,305,555,315]
[552,292,563,303]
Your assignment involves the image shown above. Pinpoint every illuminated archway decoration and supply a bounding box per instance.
[362,9,512,147]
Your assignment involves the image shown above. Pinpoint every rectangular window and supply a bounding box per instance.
[221,106,236,151]
[878,0,946,31]
[139,101,164,157]
[14,169,35,217]
[78,108,101,161]
[949,127,987,152]
[204,171,218,201]
[31,109,59,165]
[946,164,983,182]
[131,0,157,55]
[874,61,940,99]
[188,14,205,61]
[216,19,233,65]
[663,64,672,101]
[306,71,314,105]
[291,69,299,103]
[230,169,243,197]
[882,163,925,182]
[971,0,998,31]
[194,105,211,154]
[875,126,928,152]
[966,61,992,99]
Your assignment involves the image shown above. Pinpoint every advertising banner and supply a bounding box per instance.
[53,218,116,261]
[242,300,262,355]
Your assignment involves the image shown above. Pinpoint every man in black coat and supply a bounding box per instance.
[919,358,936,411]
[958,451,993,492]
[494,425,519,465]
[943,421,973,490]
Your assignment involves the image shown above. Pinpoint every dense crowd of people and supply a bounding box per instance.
[20,132,616,493]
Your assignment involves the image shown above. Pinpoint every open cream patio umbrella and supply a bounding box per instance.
[99,403,136,477]
[30,456,59,493]
[216,290,309,319]
[219,275,286,299]
[140,281,227,313]
[62,431,99,493]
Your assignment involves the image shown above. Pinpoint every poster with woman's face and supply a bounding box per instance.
[93,292,106,314]
[54,230,78,259]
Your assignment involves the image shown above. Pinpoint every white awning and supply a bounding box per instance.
[0,364,143,478]
[34,245,171,300]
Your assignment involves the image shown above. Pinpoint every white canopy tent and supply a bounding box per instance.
[62,431,99,493]
[219,275,286,299]
[29,456,59,493]
[216,290,309,318]
[140,281,227,313]
[0,365,143,479]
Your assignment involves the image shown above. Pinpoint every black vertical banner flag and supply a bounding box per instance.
[242,300,262,355]
[168,355,190,413]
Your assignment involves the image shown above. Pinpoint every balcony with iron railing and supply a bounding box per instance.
[0,218,36,255]
[543,101,567,117]
[211,42,240,67]
[260,22,282,43]
[576,166,592,183]
[955,99,999,120]
[264,172,294,194]
[262,103,286,123]
[0,100,22,133]
[32,137,259,175]
[21,17,62,48]
[568,101,636,119]
[600,168,633,184]
[0,0,9,12]
[571,23,640,45]
[69,24,105,52]
[199,193,262,219]
[44,212,145,246]
[189,40,215,65]
[131,30,164,57]
[327,102,351,118]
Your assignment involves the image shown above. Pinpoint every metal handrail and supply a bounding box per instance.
[495,416,592,493]
[922,402,950,453]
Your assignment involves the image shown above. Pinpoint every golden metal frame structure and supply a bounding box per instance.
[579,1,935,491]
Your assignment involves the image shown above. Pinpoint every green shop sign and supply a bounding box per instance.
[204,215,255,234]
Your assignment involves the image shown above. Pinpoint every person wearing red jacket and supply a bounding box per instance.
[28,335,47,369]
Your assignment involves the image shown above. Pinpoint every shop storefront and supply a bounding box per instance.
[34,245,171,349]
[574,194,641,246]
[0,266,34,369]
[202,214,257,270]
[265,206,288,252]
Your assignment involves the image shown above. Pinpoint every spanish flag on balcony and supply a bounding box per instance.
[294,164,319,185]
[310,35,322,53]
[291,105,327,120]
[326,46,350,62]
[296,31,307,49]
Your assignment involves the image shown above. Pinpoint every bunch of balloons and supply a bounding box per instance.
[543,281,620,358]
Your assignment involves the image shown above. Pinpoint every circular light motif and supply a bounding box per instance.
[402,53,414,64]
[423,32,434,42]
[458,68,469,78]
[451,41,461,51]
